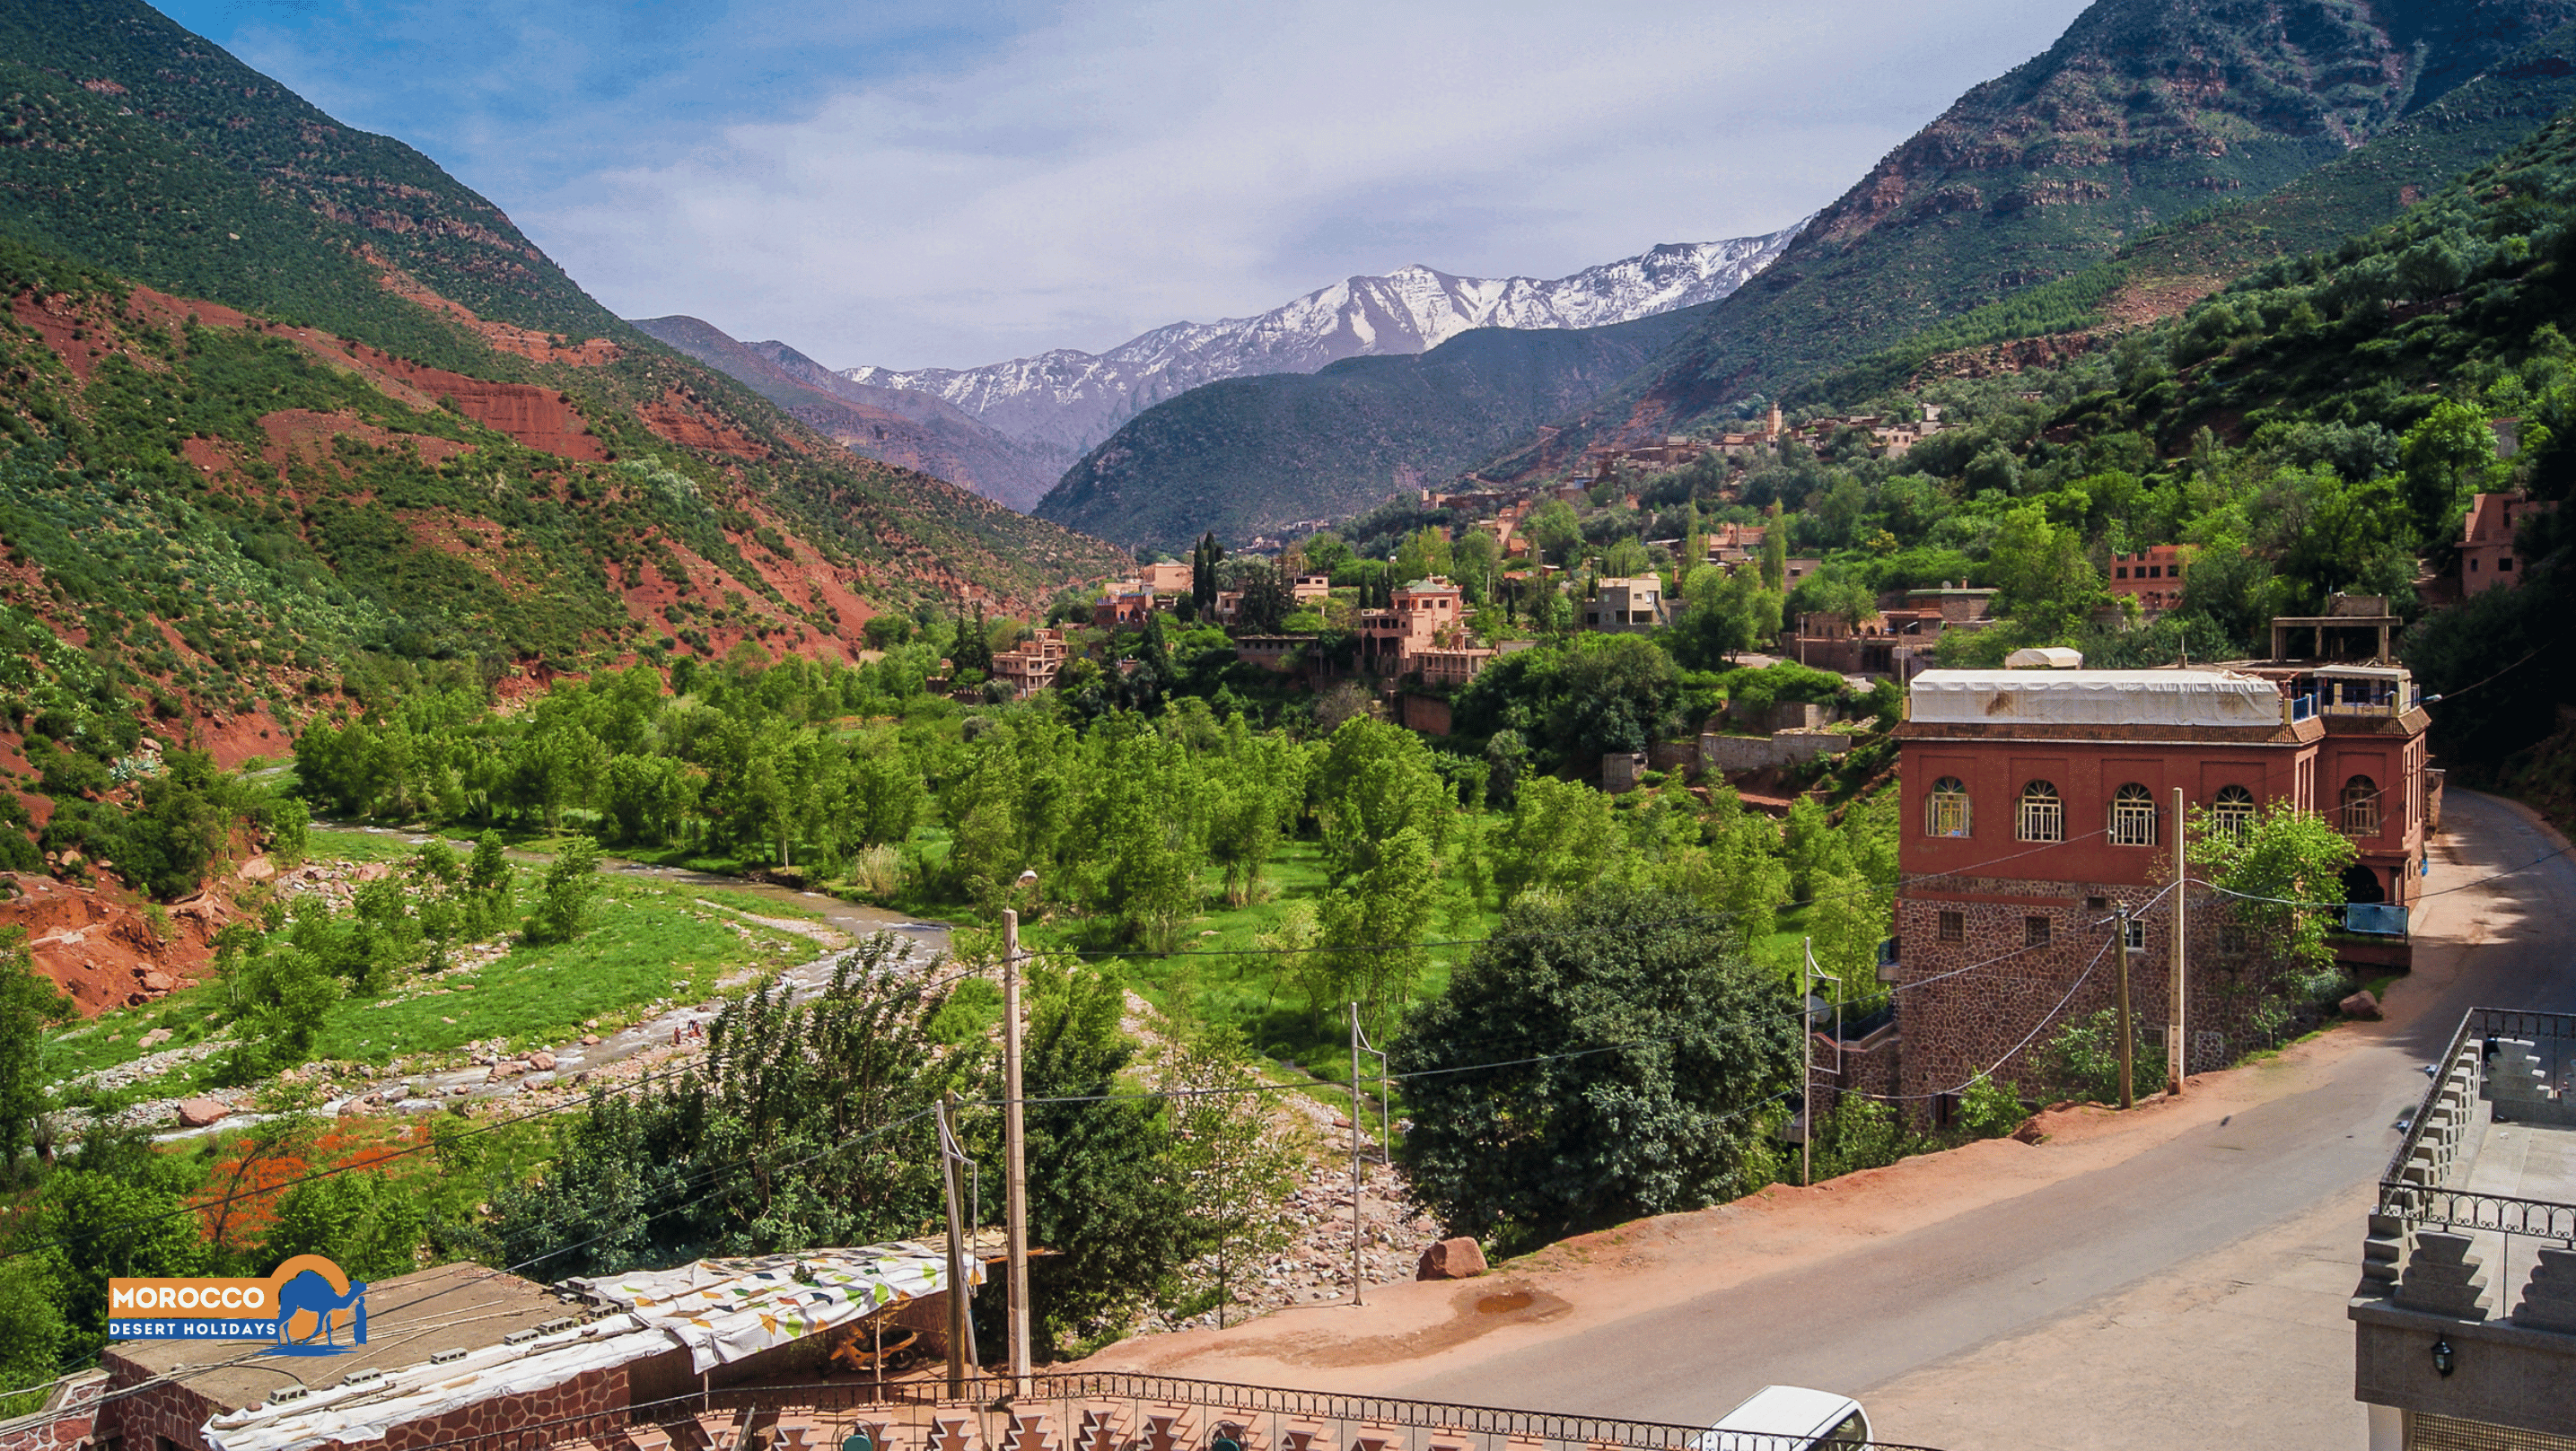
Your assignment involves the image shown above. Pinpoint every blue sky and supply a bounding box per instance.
[156,0,2094,371]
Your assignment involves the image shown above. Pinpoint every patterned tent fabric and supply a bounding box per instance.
[571,1245,979,1374]
[202,1245,976,1451]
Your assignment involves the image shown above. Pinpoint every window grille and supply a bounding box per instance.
[1938,910,1963,943]
[2111,783,2157,846]
[2211,784,2254,839]
[2025,915,2052,948]
[2017,781,2063,843]
[1926,777,1971,837]
[2342,775,2381,837]
[2125,917,2145,950]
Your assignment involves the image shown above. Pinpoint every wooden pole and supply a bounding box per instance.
[1002,908,1030,1397]
[2116,905,2134,1110]
[938,1091,968,1397]
[1349,1001,1364,1306]
[2169,786,2187,1096]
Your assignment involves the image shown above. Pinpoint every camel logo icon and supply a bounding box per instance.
[109,1254,368,1353]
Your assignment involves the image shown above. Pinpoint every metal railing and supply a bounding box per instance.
[375,1374,1953,1451]
[2376,1008,2576,1237]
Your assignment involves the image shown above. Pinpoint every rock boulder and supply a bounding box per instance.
[1415,1237,1487,1281]
[2341,989,2383,1020]
[176,1097,228,1128]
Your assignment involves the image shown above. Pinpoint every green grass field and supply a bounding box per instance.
[44,851,816,1097]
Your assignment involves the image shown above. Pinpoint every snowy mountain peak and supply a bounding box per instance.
[842,221,1808,457]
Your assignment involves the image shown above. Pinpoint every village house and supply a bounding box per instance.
[2459,490,2555,595]
[1583,576,1669,634]
[2107,544,2194,615]
[1357,577,1491,684]
[991,626,1070,695]
[1885,650,2430,1122]
[1137,560,1194,595]
[1090,581,1155,630]
[1291,573,1335,605]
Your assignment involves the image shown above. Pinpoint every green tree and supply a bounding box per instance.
[1525,499,1582,565]
[1395,887,1796,1253]
[2400,398,2504,538]
[0,1259,67,1419]
[462,831,516,938]
[213,924,339,1084]
[521,836,601,946]
[261,1169,426,1281]
[1312,716,1451,883]
[1016,960,1191,1352]
[1157,1025,1299,1330]
[2189,799,2357,992]
[0,930,73,1168]
[1986,503,2105,639]
[34,1166,208,1359]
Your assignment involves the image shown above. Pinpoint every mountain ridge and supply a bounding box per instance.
[842,226,1806,458]
[628,315,1069,510]
[1476,0,2576,477]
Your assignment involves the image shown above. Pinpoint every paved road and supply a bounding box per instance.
[1392,789,2576,1428]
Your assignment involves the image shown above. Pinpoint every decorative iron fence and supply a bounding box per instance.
[389,1374,1952,1451]
[2376,1007,2576,1237]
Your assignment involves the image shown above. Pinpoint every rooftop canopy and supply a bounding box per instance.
[1908,669,2283,728]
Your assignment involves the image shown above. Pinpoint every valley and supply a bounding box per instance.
[0,2,2573,1449]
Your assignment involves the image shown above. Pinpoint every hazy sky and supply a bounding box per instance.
[156,0,2092,371]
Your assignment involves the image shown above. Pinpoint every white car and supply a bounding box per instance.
[1687,1385,1873,1450]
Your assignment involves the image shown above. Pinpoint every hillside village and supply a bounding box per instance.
[2,4,2576,1451]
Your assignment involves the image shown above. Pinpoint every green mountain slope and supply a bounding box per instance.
[1034,306,1704,552]
[1484,0,2576,474]
[0,0,1124,754]
[1803,21,2576,402]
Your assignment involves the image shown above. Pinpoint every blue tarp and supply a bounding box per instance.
[2344,903,2408,937]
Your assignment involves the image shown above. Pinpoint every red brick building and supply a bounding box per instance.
[2106,544,2194,615]
[1888,663,2429,1116]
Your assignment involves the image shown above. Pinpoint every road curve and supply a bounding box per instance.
[1389,789,2576,1424]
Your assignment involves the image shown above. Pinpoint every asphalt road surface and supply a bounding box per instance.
[1391,789,2576,1427]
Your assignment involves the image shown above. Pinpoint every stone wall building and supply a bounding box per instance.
[1888,662,2429,1119]
[991,627,1069,695]
[2107,544,2195,616]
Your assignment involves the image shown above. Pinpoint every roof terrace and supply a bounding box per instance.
[2353,1008,2576,1441]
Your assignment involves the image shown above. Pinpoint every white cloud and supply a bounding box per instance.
[512,0,2092,368]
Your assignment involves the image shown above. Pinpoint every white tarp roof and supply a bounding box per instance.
[202,1246,976,1451]
[2002,646,2081,669]
[574,1245,974,1373]
[1909,669,2281,728]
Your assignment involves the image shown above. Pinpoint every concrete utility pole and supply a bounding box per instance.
[937,1091,969,1398]
[1002,887,1033,1398]
[2169,786,2187,1096]
[1801,937,1814,1187]
[1348,1001,1364,1306]
[2115,905,2134,1110]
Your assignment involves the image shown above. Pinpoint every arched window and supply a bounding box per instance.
[2110,783,2157,846]
[2341,775,2380,837]
[2210,785,2255,839]
[2017,781,2063,843]
[1925,777,1970,838]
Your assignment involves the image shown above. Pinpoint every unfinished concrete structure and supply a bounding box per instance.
[2353,1007,2576,1448]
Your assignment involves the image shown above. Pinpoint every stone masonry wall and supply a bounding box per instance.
[372,1365,629,1451]
[0,1373,106,1451]
[1807,1023,1900,1117]
[1893,877,2298,1121]
[95,1365,230,1451]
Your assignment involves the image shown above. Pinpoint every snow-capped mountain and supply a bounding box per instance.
[842,222,1807,458]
